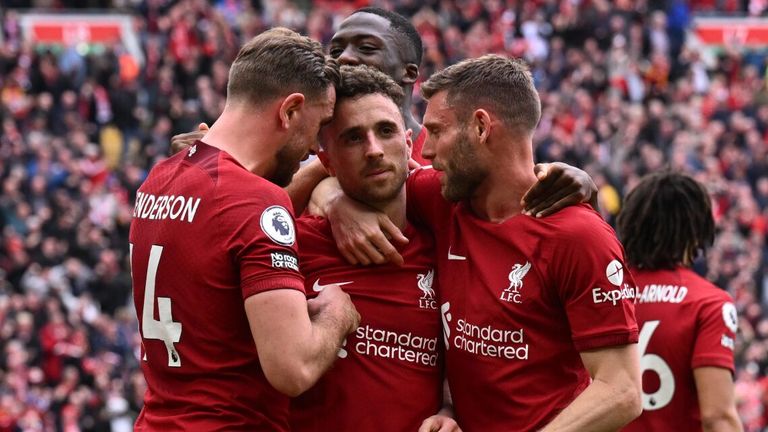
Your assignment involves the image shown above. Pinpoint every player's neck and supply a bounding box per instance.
[470,153,536,223]
[367,187,408,230]
[400,92,422,138]
[202,107,274,176]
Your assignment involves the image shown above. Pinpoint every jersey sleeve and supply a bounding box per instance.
[548,206,639,351]
[216,178,304,300]
[691,293,737,372]
[406,167,449,228]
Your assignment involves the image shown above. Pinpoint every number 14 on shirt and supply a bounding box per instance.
[130,243,183,367]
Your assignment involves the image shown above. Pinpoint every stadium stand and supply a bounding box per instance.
[1,0,767,429]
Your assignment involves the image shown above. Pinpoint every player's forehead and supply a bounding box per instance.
[308,86,336,122]
[332,13,393,46]
[423,91,455,128]
[335,93,401,128]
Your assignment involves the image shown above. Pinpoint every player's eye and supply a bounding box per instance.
[329,47,343,58]
[346,134,363,144]
[380,126,395,136]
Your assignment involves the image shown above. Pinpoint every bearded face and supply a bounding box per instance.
[437,125,488,202]
[271,127,310,187]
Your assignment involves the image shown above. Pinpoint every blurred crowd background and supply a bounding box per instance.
[1,0,768,430]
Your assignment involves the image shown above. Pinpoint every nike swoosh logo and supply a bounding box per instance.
[312,279,354,292]
[448,247,467,261]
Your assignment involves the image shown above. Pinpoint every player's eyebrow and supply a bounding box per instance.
[338,126,364,141]
[375,119,399,130]
[330,33,385,47]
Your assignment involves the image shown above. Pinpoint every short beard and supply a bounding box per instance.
[441,129,487,202]
[270,134,306,187]
[345,162,407,207]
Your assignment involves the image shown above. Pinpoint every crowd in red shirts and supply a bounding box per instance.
[2,0,768,429]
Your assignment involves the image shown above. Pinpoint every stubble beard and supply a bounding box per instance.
[271,134,307,187]
[441,130,487,203]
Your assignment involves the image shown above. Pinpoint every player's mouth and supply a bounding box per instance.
[364,163,395,179]
[366,169,392,179]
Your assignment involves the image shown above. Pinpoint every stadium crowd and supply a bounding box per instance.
[1,0,768,429]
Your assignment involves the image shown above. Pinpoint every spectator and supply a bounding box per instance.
[1,0,768,429]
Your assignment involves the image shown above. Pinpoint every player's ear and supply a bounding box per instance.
[402,63,418,85]
[278,93,305,130]
[404,128,413,160]
[316,148,335,176]
[472,109,492,146]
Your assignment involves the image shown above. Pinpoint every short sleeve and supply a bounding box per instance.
[406,167,450,228]
[216,178,304,300]
[691,294,737,372]
[548,207,639,351]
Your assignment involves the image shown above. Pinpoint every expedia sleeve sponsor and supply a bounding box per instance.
[591,285,637,306]
[270,251,299,272]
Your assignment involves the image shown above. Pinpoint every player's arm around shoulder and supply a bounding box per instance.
[540,206,642,431]
[539,344,642,432]
[245,285,360,397]
[219,180,360,397]
[694,367,742,432]
[694,290,742,432]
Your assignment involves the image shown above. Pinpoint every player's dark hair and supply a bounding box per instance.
[319,65,404,150]
[421,54,541,137]
[617,171,715,270]
[227,27,340,105]
[354,7,423,65]
[336,64,404,107]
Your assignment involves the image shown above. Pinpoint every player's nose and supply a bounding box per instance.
[337,47,360,66]
[365,135,384,158]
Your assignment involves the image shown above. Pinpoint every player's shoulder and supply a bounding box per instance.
[209,155,290,207]
[680,268,733,303]
[408,165,440,184]
[296,215,331,238]
[535,204,614,241]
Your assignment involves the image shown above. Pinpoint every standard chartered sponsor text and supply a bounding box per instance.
[453,319,528,360]
[354,325,438,366]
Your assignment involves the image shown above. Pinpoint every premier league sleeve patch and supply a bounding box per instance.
[260,205,296,246]
[722,302,738,333]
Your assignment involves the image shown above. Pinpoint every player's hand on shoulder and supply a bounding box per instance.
[327,194,409,266]
[521,162,598,218]
[170,123,209,155]
[418,414,462,432]
[308,283,360,334]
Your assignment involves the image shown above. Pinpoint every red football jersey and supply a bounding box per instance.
[129,142,304,431]
[290,216,442,431]
[406,168,639,432]
[623,267,737,432]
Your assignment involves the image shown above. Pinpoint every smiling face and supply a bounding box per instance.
[319,93,411,206]
[329,12,408,84]
[422,91,488,202]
